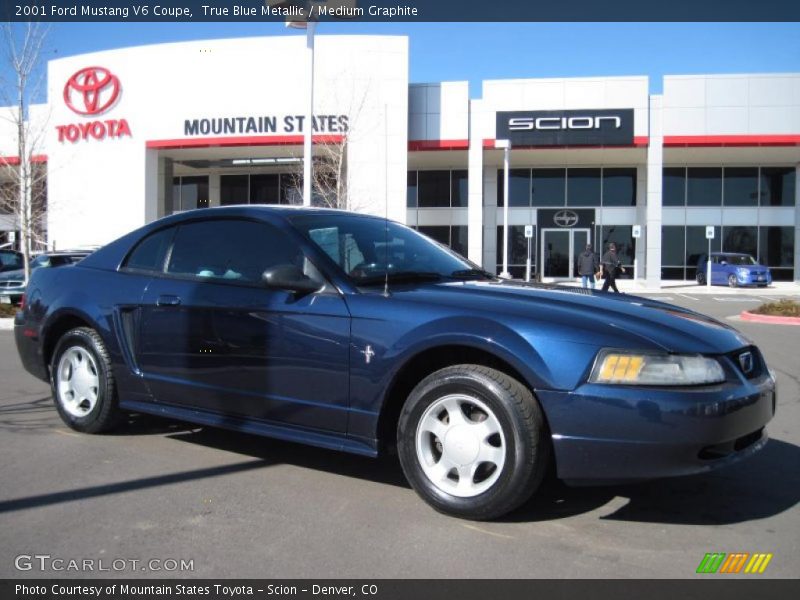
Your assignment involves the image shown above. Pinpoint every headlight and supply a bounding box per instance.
[737,268,749,278]
[590,350,726,386]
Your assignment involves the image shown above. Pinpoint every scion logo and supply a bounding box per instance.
[554,210,579,227]
[63,66,121,116]
[508,115,621,131]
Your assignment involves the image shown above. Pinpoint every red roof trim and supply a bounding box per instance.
[482,137,649,150]
[664,135,800,147]
[408,139,470,151]
[145,135,345,150]
[0,154,48,166]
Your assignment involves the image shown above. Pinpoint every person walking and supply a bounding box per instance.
[601,242,626,293]
[576,243,599,289]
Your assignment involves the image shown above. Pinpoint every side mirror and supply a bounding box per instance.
[262,264,322,295]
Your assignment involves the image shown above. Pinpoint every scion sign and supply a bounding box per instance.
[497,109,634,147]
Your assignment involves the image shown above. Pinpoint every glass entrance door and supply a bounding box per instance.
[541,228,591,279]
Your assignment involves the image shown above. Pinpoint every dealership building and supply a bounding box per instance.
[0,35,798,285]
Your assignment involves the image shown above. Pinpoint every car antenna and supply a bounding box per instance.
[383,102,390,298]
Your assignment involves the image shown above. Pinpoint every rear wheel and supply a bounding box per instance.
[728,274,738,288]
[397,365,549,520]
[51,327,122,433]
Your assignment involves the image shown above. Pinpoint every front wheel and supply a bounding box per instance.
[728,274,738,288]
[696,271,706,285]
[51,327,123,433]
[397,365,549,520]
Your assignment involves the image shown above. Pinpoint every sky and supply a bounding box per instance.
[5,21,800,102]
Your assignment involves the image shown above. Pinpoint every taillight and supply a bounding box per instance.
[19,293,25,311]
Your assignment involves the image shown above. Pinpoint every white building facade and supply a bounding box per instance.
[1,35,798,283]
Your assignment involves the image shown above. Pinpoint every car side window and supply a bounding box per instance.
[123,227,176,272]
[166,219,303,285]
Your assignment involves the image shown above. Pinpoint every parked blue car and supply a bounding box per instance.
[696,252,772,287]
[14,207,776,519]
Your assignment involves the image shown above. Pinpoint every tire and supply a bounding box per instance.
[397,365,549,520]
[50,327,122,433]
[696,271,706,285]
[728,274,738,288]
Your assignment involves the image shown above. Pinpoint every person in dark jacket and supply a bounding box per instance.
[576,243,599,289]
[601,242,626,293]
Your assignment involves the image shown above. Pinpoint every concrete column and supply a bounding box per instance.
[645,95,664,289]
[483,167,498,270]
[144,150,168,224]
[795,163,799,282]
[209,173,221,208]
[635,165,648,281]
[467,99,485,266]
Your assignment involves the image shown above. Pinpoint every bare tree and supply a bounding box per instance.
[286,77,372,211]
[0,23,49,282]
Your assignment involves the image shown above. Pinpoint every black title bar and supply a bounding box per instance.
[3,580,800,600]
[2,0,800,22]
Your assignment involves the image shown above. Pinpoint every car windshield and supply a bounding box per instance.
[290,214,490,285]
[726,255,757,266]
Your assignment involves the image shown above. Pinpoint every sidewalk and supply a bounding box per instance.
[548,279,800,296]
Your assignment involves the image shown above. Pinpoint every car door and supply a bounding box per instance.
[136,217,351,433]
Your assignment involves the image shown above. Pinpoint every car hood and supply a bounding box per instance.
[374,280,752,355]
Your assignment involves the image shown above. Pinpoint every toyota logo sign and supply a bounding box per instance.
[63,66,121,116]
[553,210,579,227]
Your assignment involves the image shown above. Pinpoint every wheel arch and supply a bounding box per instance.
[376,342,552,456]
[42,309,100,373]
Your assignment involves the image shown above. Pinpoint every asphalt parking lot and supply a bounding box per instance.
[0,294,798,579]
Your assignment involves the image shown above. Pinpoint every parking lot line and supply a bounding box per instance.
[713,297,761,302]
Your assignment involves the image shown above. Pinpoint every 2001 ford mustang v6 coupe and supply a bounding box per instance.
[14,207,776,519]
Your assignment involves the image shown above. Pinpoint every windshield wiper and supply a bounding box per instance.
[357,271,445,286]
[450,268,496,280]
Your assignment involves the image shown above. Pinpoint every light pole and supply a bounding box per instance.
[496,139,511,278]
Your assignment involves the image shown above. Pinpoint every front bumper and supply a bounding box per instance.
[538,369,776,483]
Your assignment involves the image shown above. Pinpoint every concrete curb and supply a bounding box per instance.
[0,318,13,331]
[740,311,800,326]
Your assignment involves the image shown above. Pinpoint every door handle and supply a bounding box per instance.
[156,295,181,307]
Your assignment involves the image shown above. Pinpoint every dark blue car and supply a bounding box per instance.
[14,207,776,519]
[696,252,773,287]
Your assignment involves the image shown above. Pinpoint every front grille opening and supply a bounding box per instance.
[728,347,765,380]
[698,427,764,460]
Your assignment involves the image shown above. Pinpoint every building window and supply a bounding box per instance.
[661,226,686,279]
[685,225,721,280]
[596,225,635,268]
[602,168,637,207]
[249,174,281,204]
[417,171,451,208]
[496,225,532,278]
[567,168,601,207]
[451,225,468,257]
[761,167,796,207]
[687,167,722,206]
[407,171,418,207]
[531,169,566,207]
[759,226,794,281]
[172,176,209,212]
[220,175,249,206]
[451,170,468,208]
[723,167,758,206]
[416,225,468,258]
[723,226,758,258]
[663,167,686,206]
[496,169,531,207]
